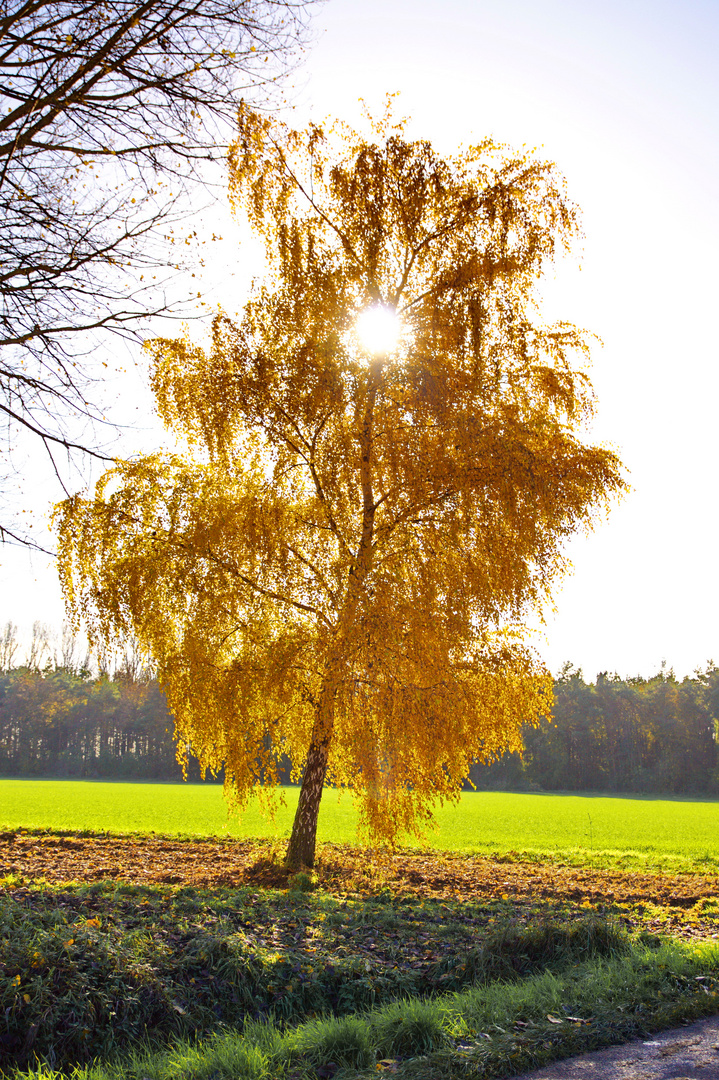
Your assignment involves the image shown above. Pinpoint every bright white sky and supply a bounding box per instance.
[2,0,718,681]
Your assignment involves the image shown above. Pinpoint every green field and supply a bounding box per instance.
[2,778,718,869]
[3,779,719,1079]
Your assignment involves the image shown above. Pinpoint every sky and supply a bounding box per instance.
[2,0,718,680]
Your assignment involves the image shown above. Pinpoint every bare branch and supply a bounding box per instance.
[1,0,315,546]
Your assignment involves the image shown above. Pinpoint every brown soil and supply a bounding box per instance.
[1,831,718,938]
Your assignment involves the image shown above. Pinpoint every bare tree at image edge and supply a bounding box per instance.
[0,0,314,547]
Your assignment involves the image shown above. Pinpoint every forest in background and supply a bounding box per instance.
[1,622,718,795]
[469,663,719,796]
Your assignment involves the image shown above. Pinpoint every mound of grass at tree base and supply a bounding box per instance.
[2,780,719,872]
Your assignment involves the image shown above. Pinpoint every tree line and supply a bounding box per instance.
[470,663,719,796]
[0,656,187,780]
[0,620,289,781]
[2,638,718,794]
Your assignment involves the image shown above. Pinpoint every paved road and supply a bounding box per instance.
[516,1015,719,1079]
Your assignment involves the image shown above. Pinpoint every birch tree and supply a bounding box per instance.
[56,107,626,868]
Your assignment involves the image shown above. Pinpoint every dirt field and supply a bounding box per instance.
[1,830,718,938]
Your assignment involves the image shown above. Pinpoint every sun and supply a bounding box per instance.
[354,305,402,356]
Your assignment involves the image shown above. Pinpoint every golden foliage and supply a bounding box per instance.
[55,106,625,861]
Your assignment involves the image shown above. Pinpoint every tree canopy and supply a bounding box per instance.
[1,0,311,548]
[56,107,626,867]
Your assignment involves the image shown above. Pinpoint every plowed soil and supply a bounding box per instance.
[1,830,718,937]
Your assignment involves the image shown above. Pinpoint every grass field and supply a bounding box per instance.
[3,779,719,1079]
[2,778,719,870]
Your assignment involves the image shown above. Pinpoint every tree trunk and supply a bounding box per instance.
[285,717,332,869]
[285,364,381,870]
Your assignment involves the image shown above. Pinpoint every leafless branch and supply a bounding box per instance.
[0,0,315,545]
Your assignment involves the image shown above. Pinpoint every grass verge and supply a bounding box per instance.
[10,938,719,1080]
[3,844,719,1080]
[0,879,627,1073]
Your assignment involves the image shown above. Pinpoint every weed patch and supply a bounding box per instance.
[8,940,719,1080]
[0,881,629,1074]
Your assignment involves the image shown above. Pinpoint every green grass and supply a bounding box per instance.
[2,779,719,1079]
[0,880,632,1073]
[6,915,719,1080]
[2,780,719,870]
